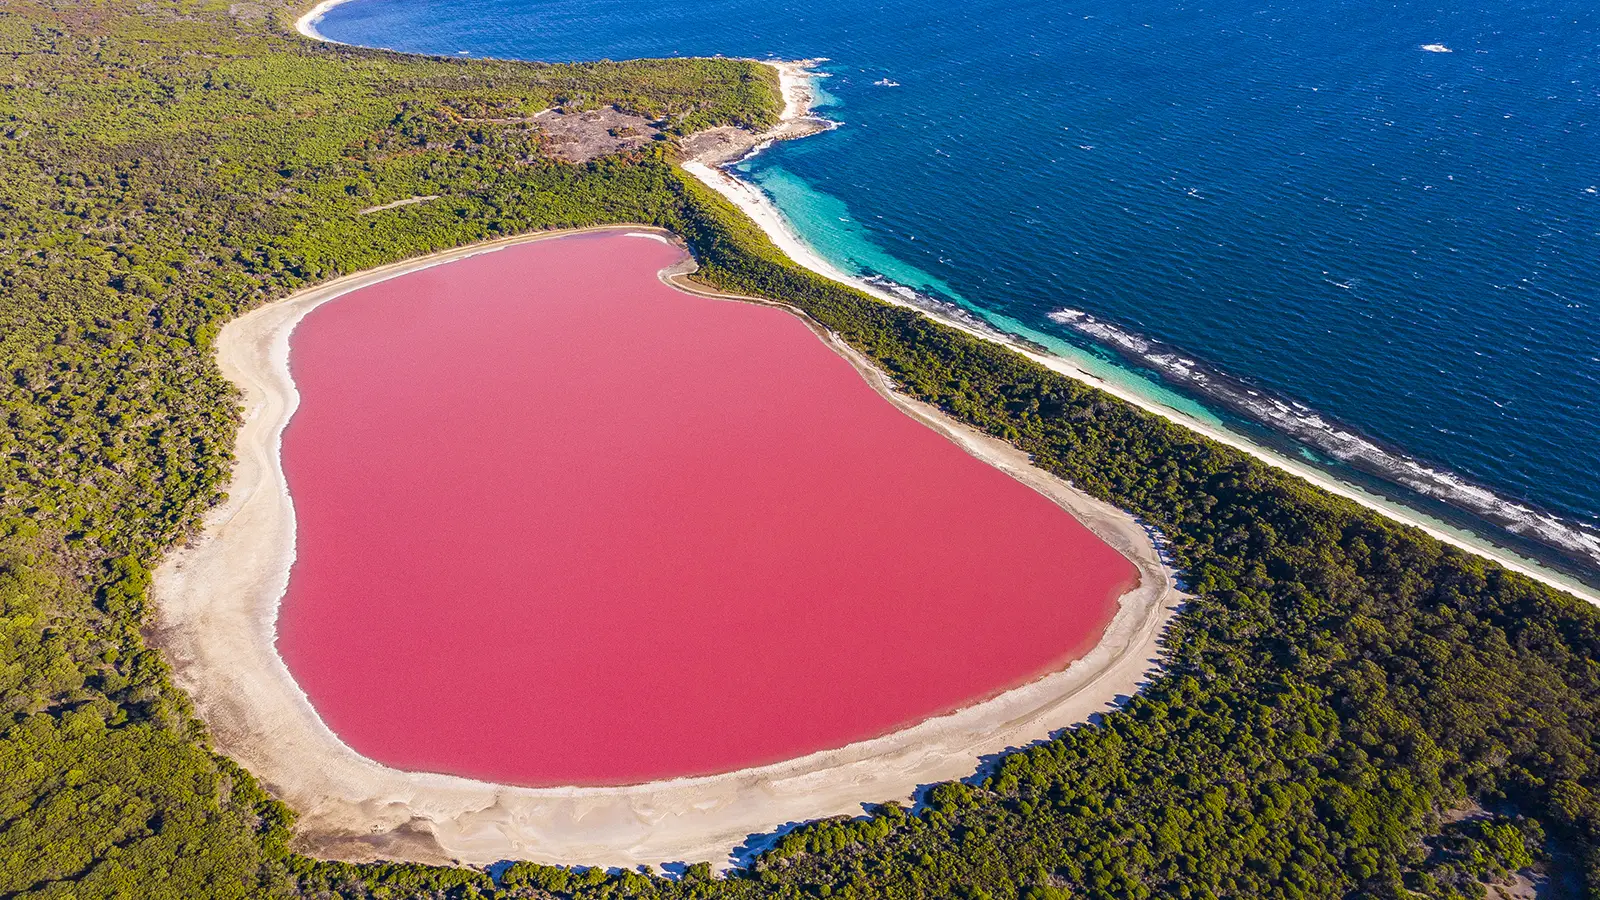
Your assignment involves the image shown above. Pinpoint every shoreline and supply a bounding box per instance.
[294,0,352,42]
[680,69,1600,609]
[150,225,1182,869]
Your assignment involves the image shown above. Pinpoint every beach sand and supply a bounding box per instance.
[679,61,834,166]
[294,0,352,42]
[150,225,1182,869]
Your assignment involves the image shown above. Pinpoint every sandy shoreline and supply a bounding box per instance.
[294,0,352,42]
[681,68,1600,609]
[151,225,1181,869]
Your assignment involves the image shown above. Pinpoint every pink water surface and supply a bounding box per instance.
[276,232,1136,786]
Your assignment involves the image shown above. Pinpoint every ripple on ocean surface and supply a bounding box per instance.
[319,0,1600,586]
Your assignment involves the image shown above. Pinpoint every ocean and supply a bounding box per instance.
[313,0,1600,591]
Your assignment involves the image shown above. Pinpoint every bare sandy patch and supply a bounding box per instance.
[528,106,662,163]
[358,195,440,215]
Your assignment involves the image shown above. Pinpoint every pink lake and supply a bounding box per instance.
[276,232,1136,786]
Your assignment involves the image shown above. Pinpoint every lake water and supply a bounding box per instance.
[277,233,1132,784]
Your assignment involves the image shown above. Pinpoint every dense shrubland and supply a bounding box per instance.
[3,1,1600,898]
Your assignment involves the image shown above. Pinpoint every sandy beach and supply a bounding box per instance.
[294,0,353,42]
[681,66,1600,610]
[151,225,1181,869]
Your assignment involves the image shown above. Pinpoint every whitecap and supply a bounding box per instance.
[1044,309,1600,571]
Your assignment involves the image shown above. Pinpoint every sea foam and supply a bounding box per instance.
[1047,309,1600,572]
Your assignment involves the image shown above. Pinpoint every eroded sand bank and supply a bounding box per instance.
[151,226,1181,868]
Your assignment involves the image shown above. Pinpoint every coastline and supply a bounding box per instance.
[294,0,352,42]
[150,225,1182,869]
[679,60,834,166]
[231,9,1587,865]
[680,67,1600,609]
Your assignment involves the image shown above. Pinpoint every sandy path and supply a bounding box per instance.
[151,225,1181,869]
[358,195,439,214]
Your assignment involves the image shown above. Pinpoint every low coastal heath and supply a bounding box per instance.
[150,226,1181,868]
[681,62,1600,610]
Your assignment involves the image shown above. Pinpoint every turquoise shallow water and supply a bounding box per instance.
[317,0,1600,585]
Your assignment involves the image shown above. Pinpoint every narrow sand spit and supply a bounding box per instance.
[682,61,1600,608]
[151,225,1181,869]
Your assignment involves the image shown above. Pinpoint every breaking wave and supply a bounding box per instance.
[862,274,1038,347]
[1047,309,1600,574]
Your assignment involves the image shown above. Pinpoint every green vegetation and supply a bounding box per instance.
[3,1,1600,899]
[0,2,772,897]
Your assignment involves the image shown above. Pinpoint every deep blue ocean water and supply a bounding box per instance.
[318,0,1600,585]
